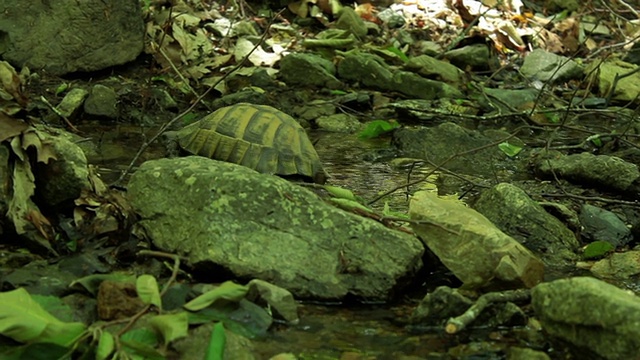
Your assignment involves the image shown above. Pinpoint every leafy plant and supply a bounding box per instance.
[583,240,615,260]
[358,120,400,139]
[498,142,523,157]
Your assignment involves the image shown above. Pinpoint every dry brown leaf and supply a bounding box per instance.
[0,61,27,106]
[0,112,29,143]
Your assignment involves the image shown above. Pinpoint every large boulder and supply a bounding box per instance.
[127,156,424,301]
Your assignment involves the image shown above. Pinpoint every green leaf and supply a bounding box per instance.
[587,134,602,147]
[184,282,248,311]
[96,331,115,360]
[329,198,373,213]
[329,90,348,95]
[324,185,360,202]
[205,322,226,360]
[120,328,163,360]
[498,142,523,157]
[385,46,409,62]
[583,241,615,260]
[0,288,86,347]
[382,202,409,219]
[55,83,68,96]
[544,112,560,123]
[357,120,399,139]
[136,275,162,308]
[148,312,189,345]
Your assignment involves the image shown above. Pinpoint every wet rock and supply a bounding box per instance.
[482,88,539,112]
[579,204,632,247]
[316,113,361,133]
[34,131,91,209]
[532,150,640,196]
[474,183,579,262]
[128,157,424,301]
[409,191,544,289]
[279,53,342,89]
[335,7,368,38]
[411,286,473,323]
[2,260,76,297]
[173,322,256,360]
[211,89,269,109]
[377,8,406,28]
[0,0,143,75]
[247,279,299,324]
[590,251,640,279]
[294,101,336,124]
[445,44,494,71]
[404,55,466,84]
[507,347,550,360]
[585,60,640,102]
[520,49,583,83]
[84,85,118,119]
[56,88,90,120]
[531,277,640,360]
[392,122,509,178]
[337,52,462,100]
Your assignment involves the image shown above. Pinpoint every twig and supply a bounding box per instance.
[445,289,530,334]
[39,96,80,133]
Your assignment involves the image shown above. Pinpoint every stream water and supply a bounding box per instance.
[81,125,539,359]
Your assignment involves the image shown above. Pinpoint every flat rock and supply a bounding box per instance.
[532,277,640,360]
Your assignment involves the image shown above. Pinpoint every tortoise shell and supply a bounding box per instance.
[176,103,327,184]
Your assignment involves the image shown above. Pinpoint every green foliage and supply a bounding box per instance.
[137,274,162,308]
[205,322,226,360]
[583,241,615,260]
[148,312,189,345]
[0,288,86,347]
[96,331,115,360]
[324,185,363,203]
[358,120,400,139]
[384,46,409,63]
[184,281,249,311]
[586,134,603,147]
[55,83,68,96]
[498,142,523,157]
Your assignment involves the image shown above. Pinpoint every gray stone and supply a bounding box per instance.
[579,204,632,247]
[315,113,361,133]
[56,88,89,120]
[590,251,640,279]
[404,55,465,84]
[335,7,368,38]
[410,191,544,289]
[338,52,463,100]
[279,53,342,89]
[532,277,640,360]
[520,49,583,83]
[128,157,423,300]
[392,122,508,177]
[533,150,640,195]
[0,0,144,75]
[474,183,579,262]
[84,85,118,119]
[35,132,91,209]
[445,44,493,70]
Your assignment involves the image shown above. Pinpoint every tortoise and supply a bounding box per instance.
[171,103,327,184]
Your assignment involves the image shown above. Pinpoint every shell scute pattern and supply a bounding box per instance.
[176,103,326,184]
